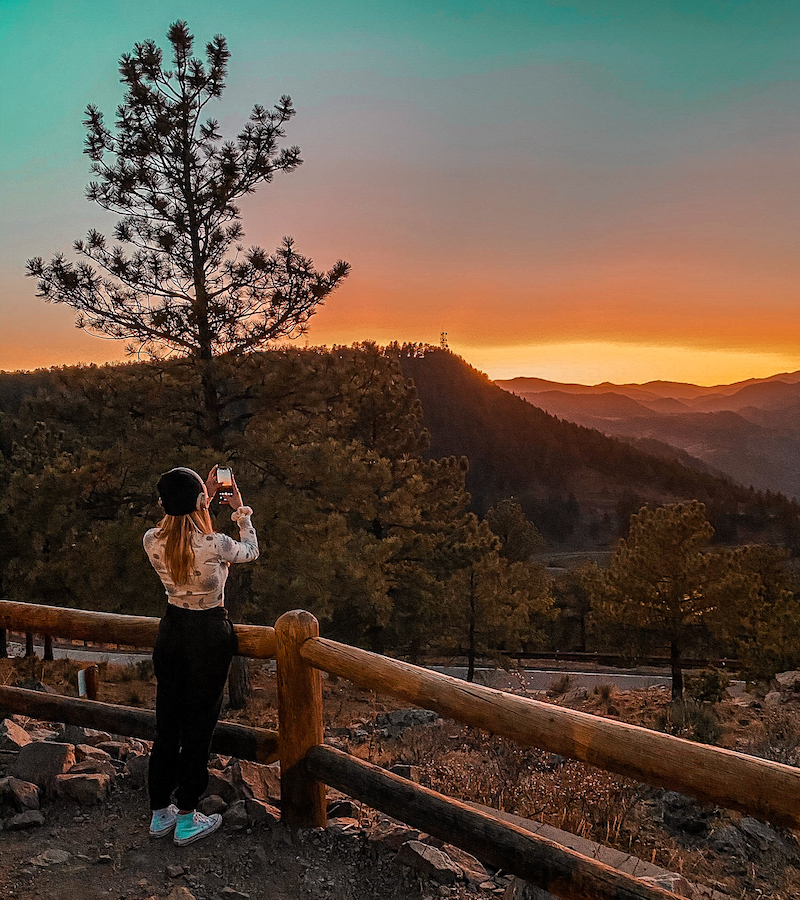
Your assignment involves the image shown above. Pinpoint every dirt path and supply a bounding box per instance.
[1,781,476,900]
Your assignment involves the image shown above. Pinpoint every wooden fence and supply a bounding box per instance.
[3,600,799,900]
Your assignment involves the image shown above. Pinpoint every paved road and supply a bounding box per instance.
[9,643,745,694]
[7,642,151,666]
[429,665,674,692]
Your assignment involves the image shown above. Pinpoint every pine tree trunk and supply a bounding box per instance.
[225,572,251,709]
[25,632,35,658]
[43,635,54,661]
[228,656,251,710]
[467,569,476,683]
[670,638,683,702]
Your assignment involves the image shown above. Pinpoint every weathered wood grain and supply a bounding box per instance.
[0,686,279,763]
[0,600,276,658]
[275,610,326,828]
[301,636,800,828]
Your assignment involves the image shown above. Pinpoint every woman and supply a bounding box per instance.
[143,465,259,846]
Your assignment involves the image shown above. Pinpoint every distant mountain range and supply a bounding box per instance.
[398,351,799,548]
[495,371,800,500]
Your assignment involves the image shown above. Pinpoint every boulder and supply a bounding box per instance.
[75,744,112,762]
[13,677,56,694]
[775,671,800,691]
[95,740,128,759]
[244,798,280,827]
[69,759,116,781]
[708,825,748,857]
[202,769,237,804]
[765,691,784,707]
[199,794,228,816]
[372,821,422,851]
[11,741,75,793]
[51,725,112,746]
[661,791,709,836]
[124,754,149,789]
[562,688,589,704]
[389,764,420,782]
[395,840,462,884]
[4,809,45,830]
[54,772,111,804]
[222,799,249,830]
[0,776,40,811]
[739,816,781,851]
[0,719,32,751]
[227,759,281,804]
[440,845,489,886]
[166,888,196,900]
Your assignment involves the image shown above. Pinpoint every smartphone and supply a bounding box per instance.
[216,466,233,499]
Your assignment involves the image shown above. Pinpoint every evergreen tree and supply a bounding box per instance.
[588,501,756,700]
[486,499,544,562]
[729,545,800,679]
[441,515,552,681]
[26,21,349,444]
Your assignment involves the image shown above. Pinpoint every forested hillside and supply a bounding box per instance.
[0,347,551,661]
[396,348,800,548]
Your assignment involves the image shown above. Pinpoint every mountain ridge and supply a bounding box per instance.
[495,369,800,499]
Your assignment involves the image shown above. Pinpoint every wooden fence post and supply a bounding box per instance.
[275,610,326,828]
[0,627,7,658]
[25,632,34,657]
[43,635,54,661]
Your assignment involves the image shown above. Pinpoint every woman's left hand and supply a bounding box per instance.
[205,465,219,500]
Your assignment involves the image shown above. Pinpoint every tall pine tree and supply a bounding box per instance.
[27,21,349,446]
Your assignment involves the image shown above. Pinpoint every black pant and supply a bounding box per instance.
[148,604,237,811]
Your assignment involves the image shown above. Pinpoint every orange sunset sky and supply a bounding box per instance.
[2,1,799,385]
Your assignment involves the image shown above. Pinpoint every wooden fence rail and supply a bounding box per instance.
[300,635,800,829]
[0,686,279,764]
[0,600,276,659]
[304,745,677,900]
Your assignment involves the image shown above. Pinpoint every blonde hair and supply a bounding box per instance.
[156,509,214,585]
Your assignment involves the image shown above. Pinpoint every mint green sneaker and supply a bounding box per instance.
[149,804,179,838]
[173,811,222,846]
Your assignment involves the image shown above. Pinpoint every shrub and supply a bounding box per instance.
[655,700,721,745]
[117,658,154,682]
[684,668,730,704]
[593,683,613,701]
[744,708,800,766]
[548,674,572,696]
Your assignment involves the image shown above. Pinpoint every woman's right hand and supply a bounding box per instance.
[224,472,244,510]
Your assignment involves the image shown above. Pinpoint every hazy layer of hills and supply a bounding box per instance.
[496,371,800,500]
[399,351,799,548]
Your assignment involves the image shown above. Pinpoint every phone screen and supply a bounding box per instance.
[217,467,233,495]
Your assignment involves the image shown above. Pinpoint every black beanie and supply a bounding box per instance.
[157,467,205,516]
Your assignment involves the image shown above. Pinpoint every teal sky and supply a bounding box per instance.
[2,1,799,382]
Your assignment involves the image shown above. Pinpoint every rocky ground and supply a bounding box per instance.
[3,655,800,899]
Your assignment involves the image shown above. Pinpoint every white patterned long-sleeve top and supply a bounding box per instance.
[143,506,259,610]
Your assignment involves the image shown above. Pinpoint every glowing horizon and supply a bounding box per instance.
[2,2,799,385]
